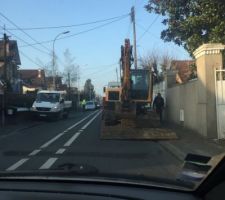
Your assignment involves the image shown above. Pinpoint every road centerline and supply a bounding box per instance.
[55,148,66,154]
[64,132,81,147]
[40,111,98,149]
[5,111,98,171]
[6,158,29,171]
[64,111,101,147]
[29,149,41,156]
[39,157,58,169]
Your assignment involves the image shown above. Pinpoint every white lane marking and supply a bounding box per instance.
[6,158,29,171]
[40,111,98,149]
[64,132,81,147]
[55,148,66,154]
[64,110,99,132]
[39,157,58,169]
[64,111,101,147]
[40,133,64,149]
[29,149,41,156]
[80,110,102,130]
[6,111,98,171]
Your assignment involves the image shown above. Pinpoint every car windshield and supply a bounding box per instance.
[36,93,60,103]
[0,0,225,191]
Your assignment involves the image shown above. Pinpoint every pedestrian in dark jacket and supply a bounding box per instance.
[153,93,164,123]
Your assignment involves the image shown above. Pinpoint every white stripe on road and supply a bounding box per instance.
[40,133,64,149]
[80,110,102,130]
[55,148,66,154]
[6,111,99,171]
[64,110,98,132]
[64,132,81,147]
[64,111,101,147]
[39,157,58,169]
[6,158,29,171]
[40,111,98,149]
[29,149,41,156]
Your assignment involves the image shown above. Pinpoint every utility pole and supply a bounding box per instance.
[3,33,8,83]
[116,67,119,83]
[1,33,8,127]
[76,66,80,107]
[68,72,71,100]
[131,6,138,69]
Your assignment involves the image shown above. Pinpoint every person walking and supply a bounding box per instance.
[81,99,86,112]
[153,93,164,123]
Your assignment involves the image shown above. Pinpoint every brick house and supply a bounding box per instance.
[19,69,46,93]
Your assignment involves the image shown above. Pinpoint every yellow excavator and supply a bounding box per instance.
[101,5,177,139]
[101,39,177,140]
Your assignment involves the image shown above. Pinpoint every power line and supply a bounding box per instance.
[137,15,159,42]
[6,13,129,31]
[80,63,118,79]
[20,14,130,48]
[0,25,51,56]
[0,12,51,52]
[136,22,160,40]
[19,50,43,68]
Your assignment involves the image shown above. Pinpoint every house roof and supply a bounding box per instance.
[171,60,195,83]
[0,40,21,65]
[19,69,45,88]
[19,69,45,79]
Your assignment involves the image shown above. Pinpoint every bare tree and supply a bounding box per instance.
[36,51,59,77]
[139,50,158,70]
[63,49,79,87]
[160,52,174,72]
[139,50,159,82]
[139,50,176,83]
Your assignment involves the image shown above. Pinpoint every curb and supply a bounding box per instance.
[158,141,186,162]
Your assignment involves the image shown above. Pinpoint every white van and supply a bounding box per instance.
[31,90,72,119]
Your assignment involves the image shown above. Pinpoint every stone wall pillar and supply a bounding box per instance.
[193,43,225,138]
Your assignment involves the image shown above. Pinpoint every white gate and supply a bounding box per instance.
[215,70,225,139]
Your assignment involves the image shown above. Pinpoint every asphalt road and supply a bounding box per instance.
[0,109,183,181]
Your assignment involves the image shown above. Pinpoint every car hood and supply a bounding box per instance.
[33,101,59,108]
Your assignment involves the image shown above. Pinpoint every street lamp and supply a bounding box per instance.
[52,31,70,90]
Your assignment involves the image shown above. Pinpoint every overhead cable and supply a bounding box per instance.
[0,25,51,56]
[5,13,130,31]
[20,14,130,48]
[0,12,51,52]
[137,15,159,42]
[19,50,43,68]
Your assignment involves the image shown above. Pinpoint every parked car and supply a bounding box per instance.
[85,101,96,110]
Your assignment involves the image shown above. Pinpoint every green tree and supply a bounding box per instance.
[145,0,225,55]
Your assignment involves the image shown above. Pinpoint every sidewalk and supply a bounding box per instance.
[159,123,225,161]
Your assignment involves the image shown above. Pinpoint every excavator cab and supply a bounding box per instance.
[130,69,151,101]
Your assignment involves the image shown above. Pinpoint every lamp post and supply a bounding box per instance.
[52,31,70,90]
